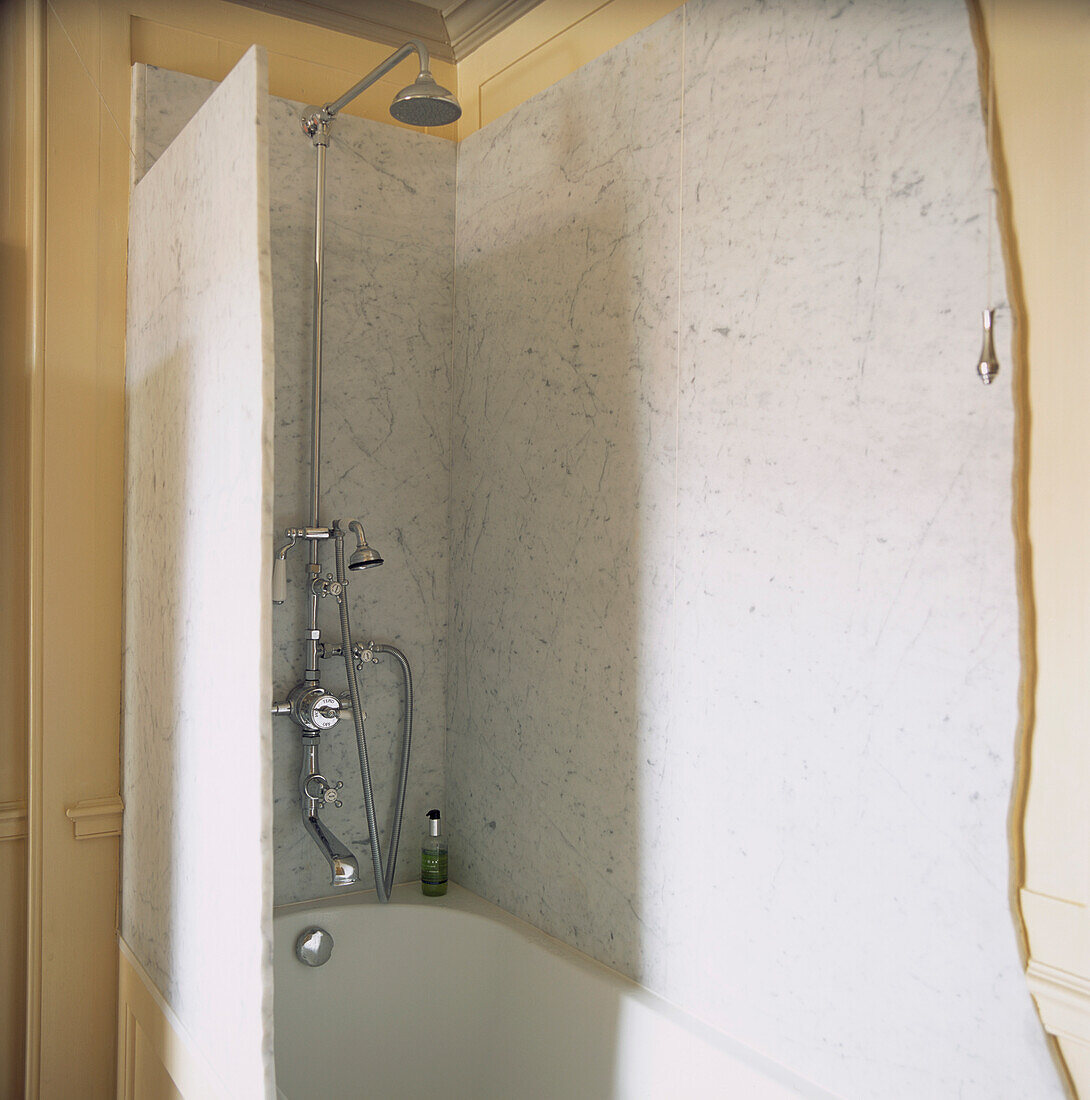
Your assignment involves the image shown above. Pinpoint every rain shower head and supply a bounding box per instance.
[303,41,461,141]
[348,520,383,570]
[390,73,462,128]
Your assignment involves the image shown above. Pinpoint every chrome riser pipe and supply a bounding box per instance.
[306,124,329,680]
[279,42,444,900]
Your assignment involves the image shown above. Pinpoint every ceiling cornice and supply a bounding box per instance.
[223,0,544,63]
[442,0,542,60]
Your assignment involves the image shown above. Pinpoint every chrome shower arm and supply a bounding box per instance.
[302,40,431,137]
[325,40,430,118]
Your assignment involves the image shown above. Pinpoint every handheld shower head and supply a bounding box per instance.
[348,520,383,570]
[390,72,462,128]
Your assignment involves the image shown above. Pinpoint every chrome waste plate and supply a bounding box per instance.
[295,926,334,967]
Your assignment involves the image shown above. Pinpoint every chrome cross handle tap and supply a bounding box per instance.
[304,773,344,808]
[311,572,345,599]
[351,642,381,669]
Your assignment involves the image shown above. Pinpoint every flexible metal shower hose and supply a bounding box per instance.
[333,530,414,902]
[371,642,413,896]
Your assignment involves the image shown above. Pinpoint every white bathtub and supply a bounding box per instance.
[274,884,831,1099]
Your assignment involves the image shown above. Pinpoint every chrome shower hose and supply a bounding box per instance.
[333,529,414,901]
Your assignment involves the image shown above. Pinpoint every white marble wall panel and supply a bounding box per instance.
[451,3,1060,1098]
[123,48,275,1098]
[669,2,1053,1097]
[140,68,455,905]
[451,12,683,985]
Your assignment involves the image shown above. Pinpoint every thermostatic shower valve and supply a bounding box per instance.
[287,682,342,731]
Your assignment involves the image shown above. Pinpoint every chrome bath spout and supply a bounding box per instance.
[299,735,358,887]
[302,812,359,888]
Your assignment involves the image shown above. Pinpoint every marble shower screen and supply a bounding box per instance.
[121,47,275,1098]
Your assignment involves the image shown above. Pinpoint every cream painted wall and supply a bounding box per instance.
[986,0,1090,1093]
[127,9,457,139]
[33,3,128,1091]
[993,0,1090,911]
[1,5,34,1097]
[23,2,466,1091]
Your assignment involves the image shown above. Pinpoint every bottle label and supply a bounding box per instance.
[421,850,447,886]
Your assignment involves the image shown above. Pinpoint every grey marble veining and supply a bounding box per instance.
[450,3,1059,1098]
[667,2,1050,1097]
[140,67,455,906]
[133,66,223,179]
[123,48,274,1098]
[450,10,683,987]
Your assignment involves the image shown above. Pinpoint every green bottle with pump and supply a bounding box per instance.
[421,809,447,896]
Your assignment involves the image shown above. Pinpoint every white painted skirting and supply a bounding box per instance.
[1027,959,1090,1049]
[116,939,230,1100]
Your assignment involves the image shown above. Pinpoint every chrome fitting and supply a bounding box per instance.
[295,927,334,967]
[287,526,332,540]
[300,107,332,146]
[299,739,359,887]
[303,773,344,808]
[287,682,341,732]
[352,642,380,669]
[311,573,345,599]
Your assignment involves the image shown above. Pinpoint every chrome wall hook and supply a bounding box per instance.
[977,308,1000,385]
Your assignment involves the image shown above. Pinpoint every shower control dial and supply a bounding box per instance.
[287,682,341,731]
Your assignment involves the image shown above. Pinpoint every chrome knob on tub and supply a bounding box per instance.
[295,926,334,967]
